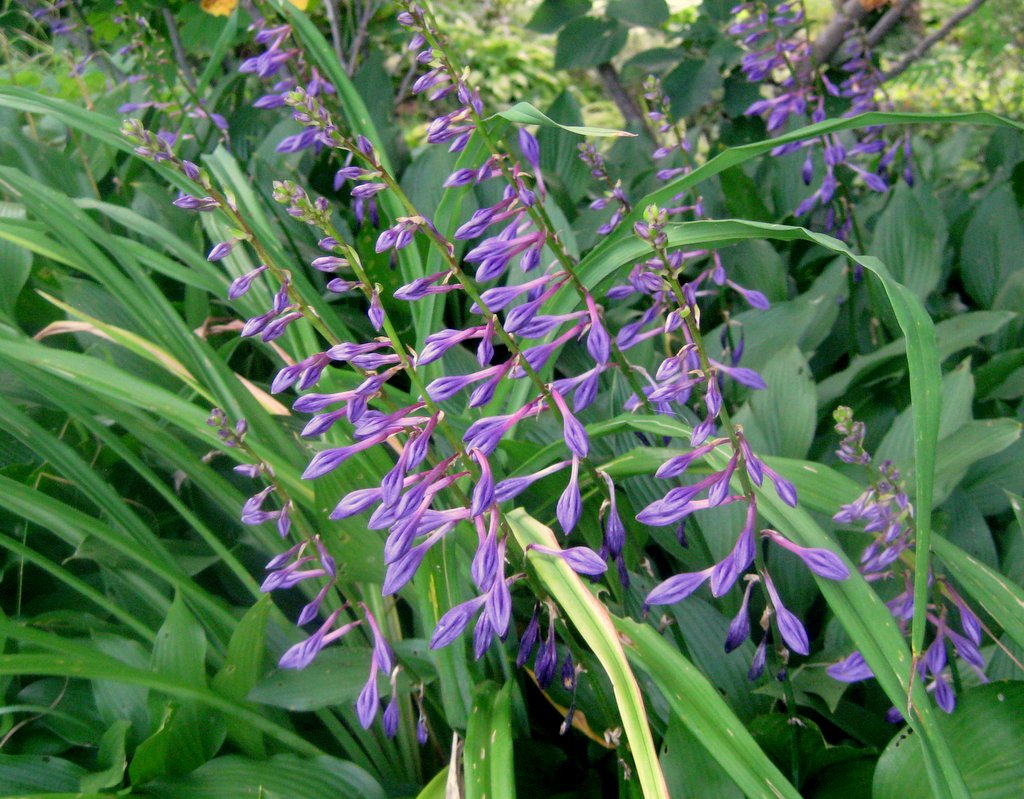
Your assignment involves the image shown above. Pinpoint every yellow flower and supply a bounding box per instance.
[201,0,308,17]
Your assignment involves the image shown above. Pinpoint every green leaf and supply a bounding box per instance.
[818,311,1015,409]
[0,754,85,794]
[933,420,1022,505]
[79,719,130,793]
[606,0,669,28]
[0,201,31,318]
[415,767,450,799]
[961,185,1024,307]
[464,682,497,799]
[663,58,725,119]
[871,183,947,299]
[0,621,321,757]
[614,619,801,799]
[212,597,272,758]
[734,345,816,459]
[660,718,742,799]
[248,648,374,712]
[143,754,384,799]
[554,17,628,69]
[506,510,670,799]
[489,683,515,799]
[526,0,592,33]
[493,101,635,138]
[131,595,226,783]
[932,536,1024,652]
[874,683,1024,799]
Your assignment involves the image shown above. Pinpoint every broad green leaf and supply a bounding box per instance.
[872,183,947,299]
[212,596,272,758]
[554,17,628,70]
[506,510,670,799]
[933,420,1022,505]
[245,648,424,713]
[606,0,669,28]
[0,621,321,757]
[415,767,450,799]
[142,754,384,799]
[526,0,591,33]
[131,595,226,783]
[0,754,85,794]
[961,186,1024,308]
[817,311,1015,408]
[493,101,635,138]
[734,345,816,459]
[79,719,130,792]
[660,718,742,799]
[874,683,1024,799]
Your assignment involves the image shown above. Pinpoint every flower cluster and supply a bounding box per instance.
[729,0,912,234]
[148,0,853,741]
[827,407,987,713]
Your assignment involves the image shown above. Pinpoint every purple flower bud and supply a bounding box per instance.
[208,240,235,261]
[547,452,579,527]
[494,460,570,502]
[535,619,558,688]
[763,575,809,655]
[473,611,494,660]
[430,595,487,649]
[765,531,849,580]
[368,288,384,331]
[550,389,589,458]
[228,265,269,299]
[517,606,541,668]
[471,451,494,517]
[519,128,541,169]
[748,636,767,680]
[382,693,400,738]
[725,580,755,652]
[529,544,607,577]
[356,668,380,728]
[933,674,955,712]
[645,567,713,609]
[827,651,874,682]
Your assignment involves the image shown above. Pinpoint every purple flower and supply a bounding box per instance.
[556,457,582,534]
[208,240,235,261]
[528,544,608,577]
[550,389,589,458]
[644,567,713,609]
[827,651,874,682]
[356,666,380,729]
[430,595,487,649]
[763,574,809,656]
[725,579,756,652]
[764,531,850,580]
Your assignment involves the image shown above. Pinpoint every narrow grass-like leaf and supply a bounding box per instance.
[614,619,801,799]
[492,102,635,137]
[463,682,497,799]
[507,509,670,799]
